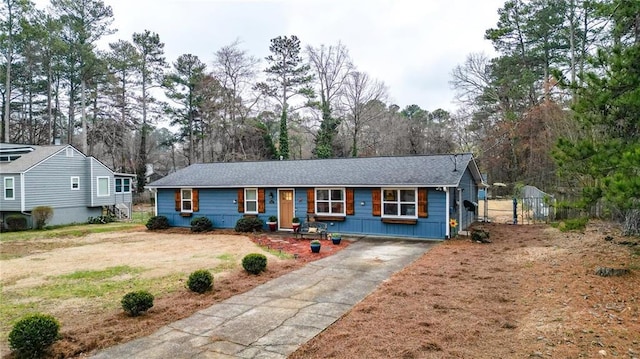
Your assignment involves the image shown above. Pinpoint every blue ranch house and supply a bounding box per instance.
[147,154,486,240]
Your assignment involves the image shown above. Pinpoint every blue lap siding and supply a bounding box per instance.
[157,187,448,239]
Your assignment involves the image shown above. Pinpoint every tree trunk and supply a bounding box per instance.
[3,42,12,143]
[81,78,87,154]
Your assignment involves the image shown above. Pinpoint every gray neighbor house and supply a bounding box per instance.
[0,143,135,228]
[147,153,486,240]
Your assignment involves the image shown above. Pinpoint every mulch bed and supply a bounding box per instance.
[250,233,352,262]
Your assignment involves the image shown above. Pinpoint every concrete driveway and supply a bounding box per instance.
[91,238,437,359]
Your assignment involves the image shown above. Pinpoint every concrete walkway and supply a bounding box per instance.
[91,238,436,359]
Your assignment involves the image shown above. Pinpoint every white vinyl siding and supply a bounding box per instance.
[97,177,110,197]
[4,177,15,200]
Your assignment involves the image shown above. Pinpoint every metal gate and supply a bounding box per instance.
[519,185,555,223]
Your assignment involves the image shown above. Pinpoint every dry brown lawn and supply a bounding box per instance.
[291,221,640,358]
[2,203,639,358]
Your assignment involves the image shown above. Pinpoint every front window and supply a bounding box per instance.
[245,188,258,213]
[71,177,80,190]
[382,189,417,217]
[115,178,131,193]
[4,177,15,200]
[316,188,345,215]
[181,189,192,212]
[97,177,110,197]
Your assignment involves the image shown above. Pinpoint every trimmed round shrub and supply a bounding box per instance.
[32,206,54,229]
[187,269,213,293]
[234,217,264,232]
[242,253,267,275]
[190,217,213,232]
[8,313,60,358]
[121,290,154,317]
[5,215,28,231]
[145,215,169,230]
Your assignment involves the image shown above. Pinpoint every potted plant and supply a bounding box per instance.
[310,239,321,253]
[267,215,278,232]
[292,217,301,232]
[330,232,342,245]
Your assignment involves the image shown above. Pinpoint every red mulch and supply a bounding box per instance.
[250,232,351,261]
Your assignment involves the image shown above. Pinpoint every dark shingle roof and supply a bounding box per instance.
[147,154,483,188]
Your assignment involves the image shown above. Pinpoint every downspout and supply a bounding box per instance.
[445,187,450,238]
[151,188,158,216]
[20,173,30,218]
[458,188,463,232]
[90,158,94,207]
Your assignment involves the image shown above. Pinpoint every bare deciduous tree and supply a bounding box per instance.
[306,42,353,158]
[341,71,387,157]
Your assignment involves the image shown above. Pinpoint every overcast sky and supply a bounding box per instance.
[76,0,506,113]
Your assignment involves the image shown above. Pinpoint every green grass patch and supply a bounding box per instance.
[131,210,154,224]
[255,245,295,260]
[0,223,143,242]
[216,253,235,261]
[22,266,147,299]
[58,266,142,281]
[0,272,187,346]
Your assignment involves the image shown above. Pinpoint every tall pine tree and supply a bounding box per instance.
[256,35,313,159]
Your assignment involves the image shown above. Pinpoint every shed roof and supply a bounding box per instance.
[147,153,484,188]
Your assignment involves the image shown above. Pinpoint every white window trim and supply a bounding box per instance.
[96,176,110,197]
[181,188,193,212]
[244,188,258,214]
[4,177,15,200]
[381,188,418,219]
[71,176,80,190]
[66,147,74,157]
[115,178,122,193]
[315,188,346,216]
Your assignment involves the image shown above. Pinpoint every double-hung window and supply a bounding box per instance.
[245,188,258,214]
[181,189,193,212]
[382,188,417,218]
[97,177,110,197]
[4,177,15,200]
[316,188,345,215]
[71,177,80,190]
[115,178,131,193]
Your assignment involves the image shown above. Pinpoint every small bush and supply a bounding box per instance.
[242,253,267,274]
[187,269,213,293]
[146,215,169,230]
[560,217,588,232]
[87,214,115,224]
[8,313,60,358]
[32,206,54,229]
[121,290,154,316]
[234,217,264,232]
[190,216,213,232]
[5,215,28,231]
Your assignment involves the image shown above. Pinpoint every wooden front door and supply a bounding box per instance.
[279,189,294,230]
